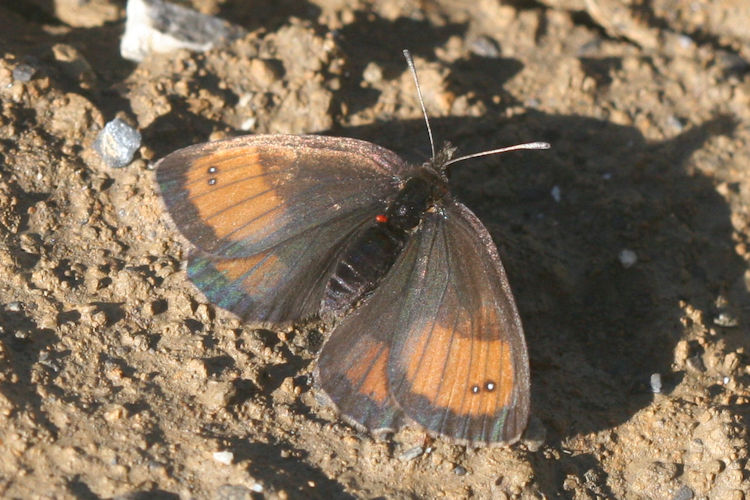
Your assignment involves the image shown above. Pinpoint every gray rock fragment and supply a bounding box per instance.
[121,0,246,62]
[650,373,662,393]
[12,64,36,82]
[94,118,142,168]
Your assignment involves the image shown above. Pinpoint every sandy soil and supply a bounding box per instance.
[1,0,749,498]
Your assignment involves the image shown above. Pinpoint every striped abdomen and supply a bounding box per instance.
[323,177,434,314]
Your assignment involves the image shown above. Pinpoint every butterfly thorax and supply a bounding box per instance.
[322,175,439,316]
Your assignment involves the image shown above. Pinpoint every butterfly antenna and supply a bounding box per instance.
[403,49,436,159]
[443,141,551,168]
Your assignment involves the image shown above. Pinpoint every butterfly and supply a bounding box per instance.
[155,51,548,445]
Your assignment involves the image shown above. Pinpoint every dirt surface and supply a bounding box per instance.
[1,0,749,498]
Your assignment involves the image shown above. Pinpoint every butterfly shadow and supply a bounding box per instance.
[216,0,322,32]
[141,97,238,159]
[331,11,470,115]
[205,437,356,499]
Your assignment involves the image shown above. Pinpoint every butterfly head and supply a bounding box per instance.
[429,142,458,174]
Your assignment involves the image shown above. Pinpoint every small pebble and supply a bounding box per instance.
[240,117,256,131]
[470,35,501,58]
[399,445,424,461]
[713,312,738,328]
[665,115,685,133]
[12,64,36,82]
[121,0,245,62]
[677,35,695,50]
[550,185,561,203]
[650,373,662,393]
[94,118,142,168]
[618,249,637,268]
[216,484,253,499]
[212,450,234,465]
[672,484,694,500]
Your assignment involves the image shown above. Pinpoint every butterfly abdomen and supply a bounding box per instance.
[323,176,435,314]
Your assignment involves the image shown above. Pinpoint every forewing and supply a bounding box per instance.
[156,134,410,258]
[156,134,412,323]
[387,204,530,444]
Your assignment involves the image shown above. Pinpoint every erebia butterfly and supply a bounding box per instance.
[155,50,549,445]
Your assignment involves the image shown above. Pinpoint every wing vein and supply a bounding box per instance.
[431,223,459,433]
[185,169,274,191]
[455,232,476,441]
[395,221,443,398]
[215,188,379,247]
[204,186,277,222]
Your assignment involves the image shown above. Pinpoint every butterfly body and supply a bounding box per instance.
[323,172,447,315]
[156,133,530,445]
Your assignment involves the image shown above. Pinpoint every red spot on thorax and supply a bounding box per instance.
[375,214,388,223]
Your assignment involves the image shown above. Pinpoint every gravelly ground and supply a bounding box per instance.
[0,0,748,498]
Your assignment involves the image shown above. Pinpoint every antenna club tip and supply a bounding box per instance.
[519,141,551,150]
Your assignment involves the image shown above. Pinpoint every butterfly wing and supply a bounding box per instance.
[387,203,530,444]
[317,203,529,444]
[156,134,410,257]
[156,134,413,323]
